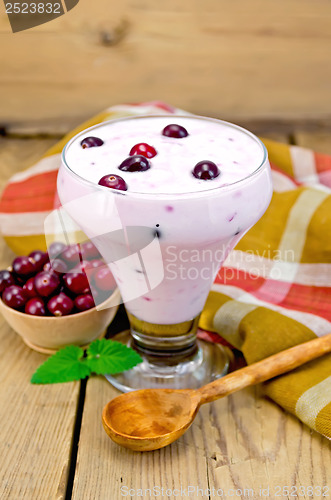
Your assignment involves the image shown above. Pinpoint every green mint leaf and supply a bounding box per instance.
[31,345,91,384]
[86,339,143,375]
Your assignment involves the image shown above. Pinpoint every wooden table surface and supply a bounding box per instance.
[0,127,330,500]
[2,0,331,132]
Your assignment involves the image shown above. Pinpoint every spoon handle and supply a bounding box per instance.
[197,332,331,405]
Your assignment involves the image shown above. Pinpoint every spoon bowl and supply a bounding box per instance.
[103,333,331,451]
[102,388,201,451]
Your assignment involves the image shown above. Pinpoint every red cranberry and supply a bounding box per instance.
[34,271,60,297]
[25,297,46,316]
[129,143,157,159]
[192,160,220,180]
[12,256,36,278]
[0,270,16,293]
[28,250,49,272]
[83,258,104,273]
[62,244,82,264]
[81,241,101,260]
[80,136,104,149]
[47,293,74,316]
[74,294,95,312]
[88,259,104,269]
[162,124,188,138]
[23,277,38,299]
[2,285,27,310]
[72,260,99,279]
[48,242,68,259]
[63,272,90,295]
[118,155,150,172]
[94,267,116,291]
[77,260,101,282]
[98,174,127,191]
[44,259,68,275]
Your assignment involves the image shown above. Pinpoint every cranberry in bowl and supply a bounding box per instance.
[0,243,120,354]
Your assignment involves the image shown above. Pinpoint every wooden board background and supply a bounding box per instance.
[0,2,331,497]
[72,376,331,500]
[0,137,81,500]
[0,0,331,133]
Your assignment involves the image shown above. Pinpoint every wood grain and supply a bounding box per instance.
[0,137,79,500]
[205,387,331,498]
[1,0,331,129]
[294,132,331,155]
[74,379,331,499]
[72,377,211,500]
[0,320,80,499]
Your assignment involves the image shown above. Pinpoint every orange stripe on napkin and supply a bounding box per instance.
[314,152,331,174]
[215,269,331,321]
[314,152,331,187]
[278,283,331,321]
[215,268,266,292]
[0,171,58,213]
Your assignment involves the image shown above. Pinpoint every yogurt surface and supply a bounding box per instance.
[64,115,266,195]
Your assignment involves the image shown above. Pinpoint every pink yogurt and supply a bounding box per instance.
[58,115,272,324]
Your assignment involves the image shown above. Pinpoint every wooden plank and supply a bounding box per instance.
[72,377,211,500]
[205,387,331,499]
[0,137,80,500]
[258,133,289,145]
[0,320,80,499]
[1,0,331,128]
[73,378,331,499]
[293,132,331,155]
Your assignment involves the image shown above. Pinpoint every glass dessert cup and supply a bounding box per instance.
[57,115,273,392]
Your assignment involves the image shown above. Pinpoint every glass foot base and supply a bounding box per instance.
[105,330,230,392]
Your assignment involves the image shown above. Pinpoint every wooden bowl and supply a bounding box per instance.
[0,288,121,354]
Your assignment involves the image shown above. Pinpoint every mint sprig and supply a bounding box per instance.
[31,339,143,384]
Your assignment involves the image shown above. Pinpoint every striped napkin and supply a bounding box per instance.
[0,102,330,439]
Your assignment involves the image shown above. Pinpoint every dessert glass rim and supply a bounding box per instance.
[61,114,269,199]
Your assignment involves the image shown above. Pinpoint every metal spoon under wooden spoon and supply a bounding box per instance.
[102,333,331,452]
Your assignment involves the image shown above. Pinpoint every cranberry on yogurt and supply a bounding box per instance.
[118,155,150,172]
[129,143,157,159]
[98,174,127,191]
[192,160,220,180]
[162,124,188,138]
[80,136,104,149]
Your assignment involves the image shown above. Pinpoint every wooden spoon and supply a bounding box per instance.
[102,333,331,451]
